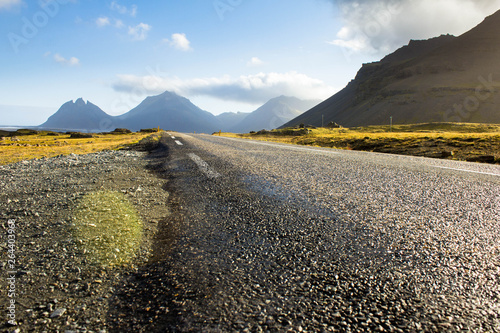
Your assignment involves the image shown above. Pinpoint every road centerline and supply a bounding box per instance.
[187,153,221,179]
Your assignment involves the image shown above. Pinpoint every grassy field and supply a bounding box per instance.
[219,123,500,164]
[0,129,160,165]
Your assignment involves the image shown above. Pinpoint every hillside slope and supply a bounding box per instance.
[283,10,500,128]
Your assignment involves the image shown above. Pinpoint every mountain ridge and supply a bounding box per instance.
[282,9,500,128]
[40,98,119,131]
[38,94,317,133]
[228,96,320,133]
[117,91,220,133]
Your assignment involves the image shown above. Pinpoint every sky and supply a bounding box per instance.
[1,0,499,126]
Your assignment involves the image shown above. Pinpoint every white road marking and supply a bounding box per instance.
[188,153,221,179]
[214,136,500,177]
[431,165,500,177]
[175,140,183,146]
[217,136,340,155]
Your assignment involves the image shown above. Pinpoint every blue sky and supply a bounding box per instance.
[1,0,499,125]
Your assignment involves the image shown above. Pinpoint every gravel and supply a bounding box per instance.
[1,132,499,332]
[0,138,170,332]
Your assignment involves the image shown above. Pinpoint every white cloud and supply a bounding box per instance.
[95,16,124,28]
[329,0,500,55]
[0,0,21,10]
[67,57,80,66]
[128,23,151,41]
[247,57,265,67]
[53,53,80,66]
[110,1,137,17]
[163,33,192,51]
[112,72,335,104]
[114,19,124,28]
[96,16,110,27]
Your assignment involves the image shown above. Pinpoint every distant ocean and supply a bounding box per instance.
[0,126,105,133]
[0,126,37,131]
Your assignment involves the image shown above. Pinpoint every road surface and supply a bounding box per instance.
[112,132,500,332]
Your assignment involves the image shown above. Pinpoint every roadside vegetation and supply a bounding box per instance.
[0,128,162,165]
[219,123,500,164]
[72,190,144,267]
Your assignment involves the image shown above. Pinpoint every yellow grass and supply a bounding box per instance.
[0,132,157,165]
[72,190,143,267]
[218,123,500,162]
[220,123,500,145]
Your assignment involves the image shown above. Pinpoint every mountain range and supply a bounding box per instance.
[39,93,319,133]
[40,10,500,132]
[282,9,500,128]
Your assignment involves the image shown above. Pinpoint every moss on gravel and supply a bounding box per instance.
[72,190,144,267]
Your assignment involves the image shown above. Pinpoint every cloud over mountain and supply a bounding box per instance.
[112,72,335,105]
[329,0,500,55]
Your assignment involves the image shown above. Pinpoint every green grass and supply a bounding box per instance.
[72,191,144,267]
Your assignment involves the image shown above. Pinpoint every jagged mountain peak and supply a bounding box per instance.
[40,98,117,131]
[146,90,181,101]
[74,98,86,106]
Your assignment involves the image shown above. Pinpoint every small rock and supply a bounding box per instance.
[50,308,66,318]
[441,151,453,158]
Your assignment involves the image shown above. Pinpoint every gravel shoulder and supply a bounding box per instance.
[0,136,170,332]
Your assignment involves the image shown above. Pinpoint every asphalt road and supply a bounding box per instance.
[124,132,500,332]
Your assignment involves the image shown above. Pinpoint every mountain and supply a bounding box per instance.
[216,111,249,130]
[39,93,317,133]
[282,10,500,128]
[39,98,118,131]
[228,96,320,133]
[117,91,220,133]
